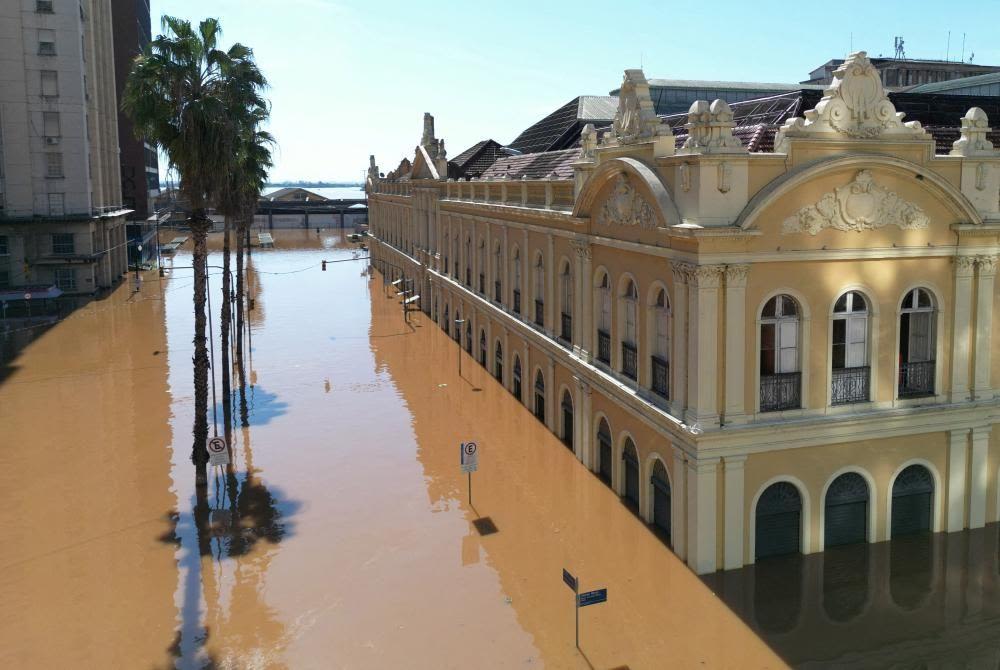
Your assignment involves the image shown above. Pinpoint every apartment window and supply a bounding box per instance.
[41,70,58,97]
[46,152,63,178]
[54,268,76,291]
[43,111,60,140]
[0,235,7,255]
[36,1,54,13]
[621,279,638,380]
[38,30,56,56]
[651,288,670,398]
[899,288,937,398]
[832,291,870,404]
[52,233,74,254]
[48,193,65,216]
[0,270,9,289]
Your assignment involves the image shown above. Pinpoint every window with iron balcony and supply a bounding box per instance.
[759,294,802,412]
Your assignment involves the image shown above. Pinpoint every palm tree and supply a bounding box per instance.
[123,16,268,484]
[219,110,273,431]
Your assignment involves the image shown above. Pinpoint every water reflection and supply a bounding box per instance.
[704,525,1000,668]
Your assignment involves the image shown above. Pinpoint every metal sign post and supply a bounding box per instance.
[207,436,230,467]
[563,568,579,648]
[460,441,478,505]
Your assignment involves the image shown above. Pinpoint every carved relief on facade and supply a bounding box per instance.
[782,170,929,235]
[595,174,658,229]
[977,254,998,276]
[605,69,672,152]
[774,51,928,149]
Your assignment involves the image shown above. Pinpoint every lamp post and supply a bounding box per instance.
[454,318,465,377]
[134,243,142,292]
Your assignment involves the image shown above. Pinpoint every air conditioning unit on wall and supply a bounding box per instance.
[45,137,59,145]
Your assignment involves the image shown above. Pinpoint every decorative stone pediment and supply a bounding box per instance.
[782,170,929,235]
[603,69,673,155]
[596,174,657,229]
[775,52,928,149]
[679,99,745,154]
[951,107,996,156]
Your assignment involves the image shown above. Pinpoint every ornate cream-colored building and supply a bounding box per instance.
[366,53,1000,574]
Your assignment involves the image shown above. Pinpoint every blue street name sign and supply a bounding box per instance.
[562,568,577,592]
[577,588,607,608]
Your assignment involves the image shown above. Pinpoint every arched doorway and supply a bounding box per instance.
[651,459,671,541]
[465,320,472,353]
[891,464,933,537]
[561,391,573,450]
[533,370,545,423]
[755,481,802,560]
[622,438,639,511]
[494,342,503,382]
[512,355,522,402]
[597,419,612,485]
[479,330,487,366]
[825,472,869,547]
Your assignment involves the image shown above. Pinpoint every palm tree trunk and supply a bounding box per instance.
[221,215,233,446]
[235,216,249,426]
[190,213,211,485]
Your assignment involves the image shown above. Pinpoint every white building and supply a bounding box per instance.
[0,0,128,295]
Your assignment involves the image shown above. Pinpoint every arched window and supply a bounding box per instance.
[651,288,670,398]
[477,240,486,293]
[533,370,545,423]
[479,329,487,366]
[824,472,869,547]
[464,236,472,287]
[492,242,502,303]
[465,320,472,354]
[832,291,870,404]
[533,255,545,327]
[443,232,449,274]
[443,304,450,334]
[650,459,671,541]
[899,288,936,398]
[559,261,573,343]
[756,481,803,559]
[760,295,801,412]
[597,273,611,364]
[512,249,522,315]
[597,419,613,485]
[621,280,638,380]
[494,341,503,382]
[622,438,639,510]
[452,235,459,279]
[561,390,573,450]
[512,355,522,401]
[891,464,933,537]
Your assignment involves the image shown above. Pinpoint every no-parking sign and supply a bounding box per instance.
[460,441,478,473]
[207,436,230,466]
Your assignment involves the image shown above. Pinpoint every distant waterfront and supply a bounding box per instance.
[262,185,365,200]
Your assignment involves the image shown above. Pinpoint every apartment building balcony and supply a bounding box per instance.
[560,312,572,344]
[534,299,544,327]
[513,289,521,315]
[494,280,501,303]
[651,355,669,398]
[898,360,936,398]
[760,372,802,412]
[621,341,637,380]
[831,366,871,405]
[597,329,611,365]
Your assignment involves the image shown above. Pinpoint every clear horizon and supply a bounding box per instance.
[150,0,1000,183]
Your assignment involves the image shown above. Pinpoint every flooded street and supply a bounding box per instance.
[6,229,996,668]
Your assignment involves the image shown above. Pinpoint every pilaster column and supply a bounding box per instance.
[948,428,970,532]
[686,456,719,574]
[723,455,747,570]
[671,446,687,561]
[950,256,976,403]
[546,356,556,433]
[572,240,585,354]
[724,265,749,425]
[670,263,690,418]
[501,225,509,305]
[974,255,997,399]
[546,236,555,335]
[970,426,991,528]
[522,229,529,318]
[686,265,723,429]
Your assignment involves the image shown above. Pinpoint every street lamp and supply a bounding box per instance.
[134,244,143,292]
[454,318,465,377]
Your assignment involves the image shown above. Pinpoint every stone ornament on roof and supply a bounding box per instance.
[368,155,379,180]
[580,123,598,161]
[951,107,996,156]
[605,69,673,154]
[782,169,929,235]
[596,174,657,229]
[775,51,928,149]
[679,99,746,154]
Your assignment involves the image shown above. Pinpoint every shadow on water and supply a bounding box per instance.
[213,384,288,428]
[702,524,1000,668]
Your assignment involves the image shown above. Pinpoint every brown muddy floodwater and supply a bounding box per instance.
[0,230,784,669]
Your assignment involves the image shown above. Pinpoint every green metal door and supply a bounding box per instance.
[756,482,802,560]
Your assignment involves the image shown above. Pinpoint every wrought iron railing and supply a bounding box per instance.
[513,289,521,315]
[622,341,637,380]
[597,329,611,364]
[465,268,471,287]
[899,360,935,398]
[494,280,501,303]
[479,273,485,294]
[651,355,669,398]
[760,372,801,412]
[534,299,544,327]
[560,312,572,343]
[831,366,870,405]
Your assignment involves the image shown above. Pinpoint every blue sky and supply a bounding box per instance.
[150,0,1000,183]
